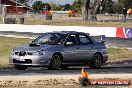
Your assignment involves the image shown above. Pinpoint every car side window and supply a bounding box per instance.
[78,34,93,45]
[66,34,77,45]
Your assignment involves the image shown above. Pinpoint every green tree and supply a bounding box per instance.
[50,2,58,11]
[32,1,43,13]
[72,0,82,13]
[102,0,115,13]
[118,0,132,9]
[57,5,63,11]
[50,2,63,11]
[112,2,122,14]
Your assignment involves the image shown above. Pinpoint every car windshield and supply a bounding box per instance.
[32,33,67,45]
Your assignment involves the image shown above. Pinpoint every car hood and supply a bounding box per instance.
[13,44,59,51]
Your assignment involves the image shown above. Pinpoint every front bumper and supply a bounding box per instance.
[9,55,51,66]
[102,54,108,63]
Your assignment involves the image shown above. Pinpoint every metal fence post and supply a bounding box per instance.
[20,18,24,24]
[2,6,7,24]
[0,0,1,14]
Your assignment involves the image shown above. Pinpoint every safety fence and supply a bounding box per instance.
[0,24,132,38]
[1,13,132,24]
[3,13,132,21]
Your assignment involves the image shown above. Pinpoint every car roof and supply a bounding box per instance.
[46,31,89,35]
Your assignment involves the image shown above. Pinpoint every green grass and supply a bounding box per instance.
[24,17,132,27]
[0,36,132,67]
[107,48,132,61]
[0,36,31,67]
[0,16,2,24]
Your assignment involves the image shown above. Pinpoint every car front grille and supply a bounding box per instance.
[19,51,26,56]
[14,51,34,56]
[13,59,32,64]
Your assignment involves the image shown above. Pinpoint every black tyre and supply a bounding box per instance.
[89,53,102,69]
[61,65,68,70]
[48,54,62,70]
[14,65,27,70]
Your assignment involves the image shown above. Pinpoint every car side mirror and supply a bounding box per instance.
[65,42,74,46]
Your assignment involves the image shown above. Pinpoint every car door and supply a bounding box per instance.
[63,34,81,63]
[76,33,95,63]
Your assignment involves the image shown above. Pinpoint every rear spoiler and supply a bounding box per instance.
[100,35,106,43]
[87,34,106,43]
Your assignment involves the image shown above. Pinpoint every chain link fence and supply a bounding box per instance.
[1,12,132,24]
[0,0,1,15]
[97,14,132,22]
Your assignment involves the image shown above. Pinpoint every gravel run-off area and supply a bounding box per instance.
[0,74,132,88]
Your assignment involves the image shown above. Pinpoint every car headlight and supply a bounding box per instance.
[33,50,45,55]
[11,49,15,55]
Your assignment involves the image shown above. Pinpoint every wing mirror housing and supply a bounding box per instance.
[65,42,74,46]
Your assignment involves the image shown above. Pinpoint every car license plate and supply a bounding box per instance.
[16,58,25,61]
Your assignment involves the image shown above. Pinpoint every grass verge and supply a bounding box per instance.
[24,18,132,27]
[0,36,132,67]
[107,47,132,61]
[0,36,31,67]
[0,16,2,24]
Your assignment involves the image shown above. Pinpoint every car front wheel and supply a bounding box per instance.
[48,54,62,70]
[89,53,102,69]
[14,65,27,70]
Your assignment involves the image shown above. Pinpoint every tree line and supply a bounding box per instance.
[16,0,132,21]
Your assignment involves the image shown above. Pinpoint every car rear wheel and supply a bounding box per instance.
[48,54,62,70]
[14,65,27,70]
[89,53,102,69]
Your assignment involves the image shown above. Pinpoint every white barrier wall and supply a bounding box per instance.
[0,24,117,37]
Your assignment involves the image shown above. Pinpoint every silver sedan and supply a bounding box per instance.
[9,31,108,70]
